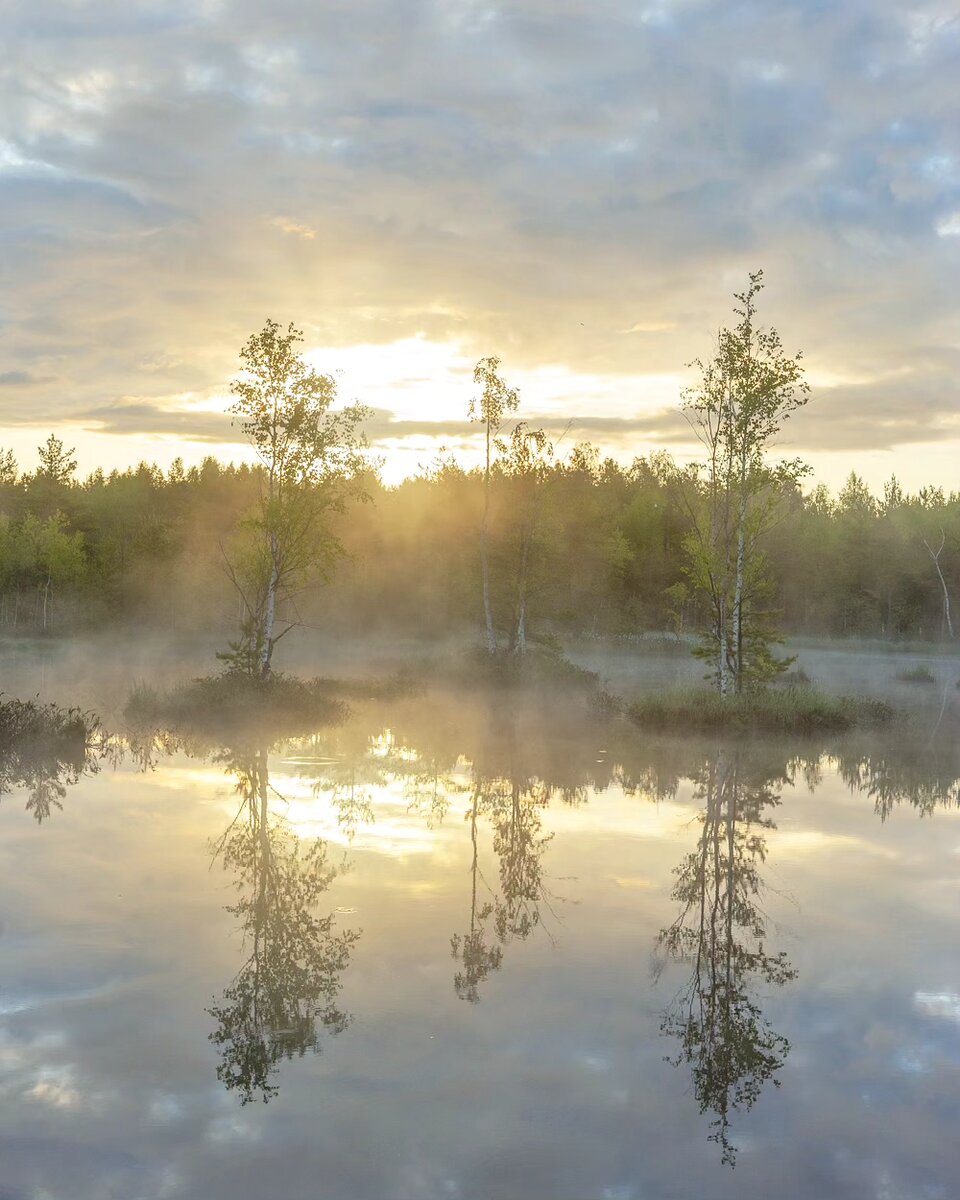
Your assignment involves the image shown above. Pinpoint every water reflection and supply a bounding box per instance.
[451,706,562,1002]
[837,743,960,819]
[654,747,797,1165]
[117,688,960,1159]
[0,701,99,821]
[207,745,359,1104]
[125,724,361,1105]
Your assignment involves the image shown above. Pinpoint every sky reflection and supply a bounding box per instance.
[0,693,957,1197]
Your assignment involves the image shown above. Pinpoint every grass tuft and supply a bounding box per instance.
[431,645,602,691]
[627,686,894,734]
[894,665,936,685]
[125,672,349,740]
[0,696,98,757]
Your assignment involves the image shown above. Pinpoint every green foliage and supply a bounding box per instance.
[124,672,350,742]
[35,434,77,485]
[0,415,955,651]
[628,687,895,734]
[226,320,371,675]
[681,271,810,694]
[470,355,519,432]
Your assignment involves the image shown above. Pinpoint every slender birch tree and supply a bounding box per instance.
[470,357,519,655]
[496,422,553,656]
[682,271,810,695]
[921,527,955,639]
[226,320,370,678]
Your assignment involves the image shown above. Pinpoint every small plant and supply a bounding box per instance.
[894,665,936,685]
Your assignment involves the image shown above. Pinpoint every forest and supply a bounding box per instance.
[0,431,956,648]
[0,279,957,668]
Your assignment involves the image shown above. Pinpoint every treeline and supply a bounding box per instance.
[0,434,956,644]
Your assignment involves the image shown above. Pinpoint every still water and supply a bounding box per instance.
[1,681,959,1199]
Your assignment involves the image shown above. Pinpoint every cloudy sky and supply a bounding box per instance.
[2,0,959,490]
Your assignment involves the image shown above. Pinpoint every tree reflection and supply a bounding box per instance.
[451,706,560,1002]
[655,748,796,1165]
[0,700,99,822]
[837,742,960,819]
[208,745,360,1104]
[450,783,503,1003]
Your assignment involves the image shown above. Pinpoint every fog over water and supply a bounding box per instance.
[0,637,958,1198]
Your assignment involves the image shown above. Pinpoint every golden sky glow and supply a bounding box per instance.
[2,1,959,493]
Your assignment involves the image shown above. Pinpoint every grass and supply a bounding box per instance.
[773,664,813,687]
[894,665,937,684]
[124,668,424,741]
[431,644,603,691]
[627,686,895,734]
[126,673,349,740]
[0,696,97,758]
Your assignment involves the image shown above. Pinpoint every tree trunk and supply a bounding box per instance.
[42,574,51,633]
[513,529,531,656]
[259,537,280,679]
[732,497,746,693]
[718,595,730,699]
[514,597,527,656]
[923,533,954,640]
[480,421,496,654]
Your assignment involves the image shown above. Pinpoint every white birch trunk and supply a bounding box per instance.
[259,535,279,678]
[732,494,746,693]
[480,421,496,654]
[514,596,527,656]
[718,595,729,699]
[923,533,955,640]
[513,528,531,656]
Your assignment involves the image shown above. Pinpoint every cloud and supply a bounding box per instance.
[63,399,694,453]
[0,0,957,477]
[76,401,239,442]
[0,370,54,387]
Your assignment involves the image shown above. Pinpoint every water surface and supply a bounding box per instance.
[1,679,958,1199]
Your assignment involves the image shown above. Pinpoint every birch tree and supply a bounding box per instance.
[920,527,954,639]
[682,271,810,695]
[496,422,553,656]
[226,320,370,678]
[470,357,519,654]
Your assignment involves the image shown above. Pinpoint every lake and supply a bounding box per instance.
[1,643,958,1199]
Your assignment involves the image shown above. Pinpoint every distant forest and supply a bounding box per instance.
[0,433,956,644]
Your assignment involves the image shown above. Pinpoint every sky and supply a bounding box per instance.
[1,0,959,492]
